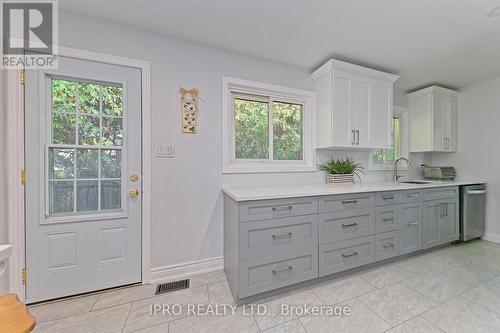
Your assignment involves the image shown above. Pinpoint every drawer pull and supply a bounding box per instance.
[382,195,394,200]
[341,222,358,228]
[407,221,419,226]
[272,205,293,212]
[342,251,358,258]
[383,243,394,248]
[406,193,419,198]
[382,217,394,221]
[272,265,293,275]
[341,200,359,204]
[272,232,293,240]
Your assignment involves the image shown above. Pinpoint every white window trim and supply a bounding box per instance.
[222,76,315,173]
[369,106,409,171]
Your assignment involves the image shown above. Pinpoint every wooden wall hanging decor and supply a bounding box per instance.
[179,87,199,134]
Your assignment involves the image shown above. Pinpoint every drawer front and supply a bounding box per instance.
[239,197,318,222]
[319,208,375,244]
[376,231,399,260]
[398,190,423,204]
[376,192,398,206]
[239,215,318,260]
[376,205,399,233]
[319,236,376,276]
[319,193,375,213]
[238,247,318,298]
[423,186,459,201]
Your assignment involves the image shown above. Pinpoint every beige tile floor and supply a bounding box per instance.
[28,239,500,333]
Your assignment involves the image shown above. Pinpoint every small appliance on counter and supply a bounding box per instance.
[423,166,456,180]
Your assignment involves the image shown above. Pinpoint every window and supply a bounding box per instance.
[48,78,124,216]
[370,107,409,170]
[222,77,314,173]
[373,116,401,164]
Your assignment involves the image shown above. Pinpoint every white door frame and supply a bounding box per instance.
[6,46,152,301]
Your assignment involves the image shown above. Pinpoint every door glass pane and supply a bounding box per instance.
[101,117,123,146]
[49,148,74,179]
[78,115,100,145]
[76,180,98,212]
[101,149,121,178]
[234,98,269,159]
[78,83,100,115]
[103,86,123,116]
[272,101,303,160]
[49,181,74,213]
[52,79,76,113]
[101,180,121,210]
[52,112,76,144]
[76,149,98,178]
[48,78,125,216]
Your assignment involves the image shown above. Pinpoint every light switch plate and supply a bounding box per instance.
[155,144,175,158]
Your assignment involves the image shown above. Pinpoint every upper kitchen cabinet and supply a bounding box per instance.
[311,59,399,149]
[408,86,459,153]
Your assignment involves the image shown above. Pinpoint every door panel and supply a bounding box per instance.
[399,203,422,255]
[352,76,370,147]
[370,79,392,148]
[423,201,440,249]
[440,199,459,243]
[25,55,142,302]
[332,70,354,146]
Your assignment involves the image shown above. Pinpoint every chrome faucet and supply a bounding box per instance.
[394,157,411,182]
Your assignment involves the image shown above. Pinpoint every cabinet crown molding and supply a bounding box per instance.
[311,59,399,82]
[407,85,460,99]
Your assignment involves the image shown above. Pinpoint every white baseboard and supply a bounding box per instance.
[483,232,500,244]
[150,256,224,284]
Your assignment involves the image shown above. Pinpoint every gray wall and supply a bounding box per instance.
[432,77,500,240]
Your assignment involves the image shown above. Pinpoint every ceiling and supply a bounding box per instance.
[60,0,500,91]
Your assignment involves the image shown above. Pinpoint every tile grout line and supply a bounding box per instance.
[121,303,134,333]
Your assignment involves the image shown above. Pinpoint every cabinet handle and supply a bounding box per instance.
[382,195,394,200]
[341,222,358,228]
[342,251,358,258]
[382,217,394,221]
[272,232,293,240]
[272,206,293,212]
[351,130,356,145]
[382,243,394,249]
[272,265,293,275]
[407,221,419,226]
[406,193,419,198]
[341,200,359,205]
[356,130,360,145]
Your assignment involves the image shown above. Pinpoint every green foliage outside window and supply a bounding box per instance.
[234,97,303,161]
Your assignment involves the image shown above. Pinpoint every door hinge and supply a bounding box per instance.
[21,170,26,186]
[20,69,25,86]
[22,268,26,285]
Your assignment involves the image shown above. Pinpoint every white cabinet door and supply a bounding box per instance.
[352,76,370,148]
[332,70,355,147]
[370,79,393,149]
[434,94,457,152]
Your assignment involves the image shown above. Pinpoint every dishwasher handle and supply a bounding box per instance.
[467,190,486,195]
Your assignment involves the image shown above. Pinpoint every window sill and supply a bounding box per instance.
[222,162,316,174]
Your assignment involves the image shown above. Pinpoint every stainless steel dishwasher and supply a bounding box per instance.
[460,184,487,241]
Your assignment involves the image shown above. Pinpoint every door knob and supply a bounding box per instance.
[129,174,139,182]
[129,189,140,198]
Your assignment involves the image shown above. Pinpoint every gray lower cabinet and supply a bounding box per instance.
[376,231,399,260]
[423,197,459,248]
[224,186,461,302]
[239,247,318,298]
[399,202,423,255]
[319,236,376,276]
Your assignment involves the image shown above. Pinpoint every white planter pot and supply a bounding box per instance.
[326,173,355,184]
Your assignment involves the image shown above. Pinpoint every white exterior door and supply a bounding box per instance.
[25,55,142,302]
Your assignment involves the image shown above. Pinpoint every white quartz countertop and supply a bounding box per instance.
[222,180,486,201]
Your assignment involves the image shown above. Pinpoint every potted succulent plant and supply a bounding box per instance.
[318,157,364,184]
